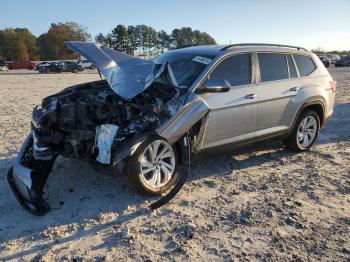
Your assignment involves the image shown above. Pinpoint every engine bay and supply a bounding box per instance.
[31,79,177,161]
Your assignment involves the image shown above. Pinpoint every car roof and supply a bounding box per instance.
[171,43,312,57]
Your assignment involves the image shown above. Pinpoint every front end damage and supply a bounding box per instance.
[7,132,56,215]
[8,41,210,215]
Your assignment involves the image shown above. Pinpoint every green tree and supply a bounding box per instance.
[38,22,91,60]
[95,33,109,46]
[37,33,59,60]
[94,25,216,57]
[157,30,171,53]
[17,40,29,60]
[0,28,38,60]
[15,28,38,60]
[127,25,141,55]
[0,29,17,60]
[109,24,129,53]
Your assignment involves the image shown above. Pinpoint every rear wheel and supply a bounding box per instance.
[126,137,178,195]
[284,110,320,152]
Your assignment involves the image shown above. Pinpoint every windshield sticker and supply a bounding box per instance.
[192,56,212,65]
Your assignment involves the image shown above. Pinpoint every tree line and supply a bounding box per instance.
[311,47,350,56]
[0,22,91,61]
[95,25,216,56]
[0,22,216,61]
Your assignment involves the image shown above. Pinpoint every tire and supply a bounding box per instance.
[73,68,78,74]
[284,110,320,152]
[126,137,178,196]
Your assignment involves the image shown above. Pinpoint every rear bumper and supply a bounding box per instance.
[7,132,56,216]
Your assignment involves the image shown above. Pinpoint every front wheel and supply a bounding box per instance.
[126,137,178,195]
[284,110,320,152]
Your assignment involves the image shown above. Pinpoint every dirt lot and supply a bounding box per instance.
[0,68,349,261]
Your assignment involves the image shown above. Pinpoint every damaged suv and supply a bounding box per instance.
[8,42,335,215]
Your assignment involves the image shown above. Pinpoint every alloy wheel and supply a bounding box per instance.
[297,115,317,148]
[140,140,176,189]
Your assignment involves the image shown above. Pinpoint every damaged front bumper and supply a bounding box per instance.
[7,132,56,216]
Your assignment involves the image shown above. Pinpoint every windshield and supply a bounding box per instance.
[154,52,215,88]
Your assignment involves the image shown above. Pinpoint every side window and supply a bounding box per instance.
[258,53,289,82]
[209,54,251,86]
[287,55,298,78]
[294,55,316,76]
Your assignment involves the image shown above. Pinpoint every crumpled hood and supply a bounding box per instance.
[65,41,158,99]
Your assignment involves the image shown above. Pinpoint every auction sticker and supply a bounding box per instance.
[192,56,212,65]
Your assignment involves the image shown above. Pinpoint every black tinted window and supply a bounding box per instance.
[258,53,288,82]
[294,55,316,76]
[287,55,298,78]
[210,54,251,86]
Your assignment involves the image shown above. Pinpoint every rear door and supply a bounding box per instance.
[255,53,300,136]
[198,53,258,149]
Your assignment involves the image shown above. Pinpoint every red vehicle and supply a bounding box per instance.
[8,61,36,70]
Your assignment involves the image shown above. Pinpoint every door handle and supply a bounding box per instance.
[290,87,300,92]
[245,94,257,99]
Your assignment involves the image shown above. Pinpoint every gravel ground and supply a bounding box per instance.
[0,68,349,261]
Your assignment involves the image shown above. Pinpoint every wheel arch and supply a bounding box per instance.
[292,98,326,130]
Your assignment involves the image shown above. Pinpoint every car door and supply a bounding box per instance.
[255,53,301,137]
[197,53,258,150]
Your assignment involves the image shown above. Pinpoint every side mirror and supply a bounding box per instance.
[196,78,231,94]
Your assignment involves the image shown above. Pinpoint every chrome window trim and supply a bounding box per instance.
[189,50,318,92]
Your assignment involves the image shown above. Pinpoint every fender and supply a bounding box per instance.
[291,96,326,131]
[157,95,210,145]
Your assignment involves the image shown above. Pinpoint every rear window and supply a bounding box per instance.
[294,55,316,76]
[258,53,289,82]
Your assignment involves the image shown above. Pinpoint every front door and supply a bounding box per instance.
[197,53,258,150]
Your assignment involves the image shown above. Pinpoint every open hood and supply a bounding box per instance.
[65,41,157,99]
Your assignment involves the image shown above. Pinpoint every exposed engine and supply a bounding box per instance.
[31,79,177,161]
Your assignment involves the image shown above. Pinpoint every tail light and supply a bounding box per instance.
[329,80,336,92]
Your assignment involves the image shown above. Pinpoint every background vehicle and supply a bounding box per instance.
[8,61,36,70]
[318,55,330,68]
[38,62,64,73]
[335,56,350,67]
[326,54,341,64]
[8,42,336,215]
[65,61,84,73]
[0,60,9,71]
[77,59,95,69]
[39,61,83,73]
[35,62,51,71]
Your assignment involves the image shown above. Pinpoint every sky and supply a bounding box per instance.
[1,0,349,51]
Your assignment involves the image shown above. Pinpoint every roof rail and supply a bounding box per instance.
[221,43,308,51]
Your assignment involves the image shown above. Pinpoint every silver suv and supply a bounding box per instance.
[8,42,336,215]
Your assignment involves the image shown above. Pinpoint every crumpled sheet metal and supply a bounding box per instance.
[65,41,156,99]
